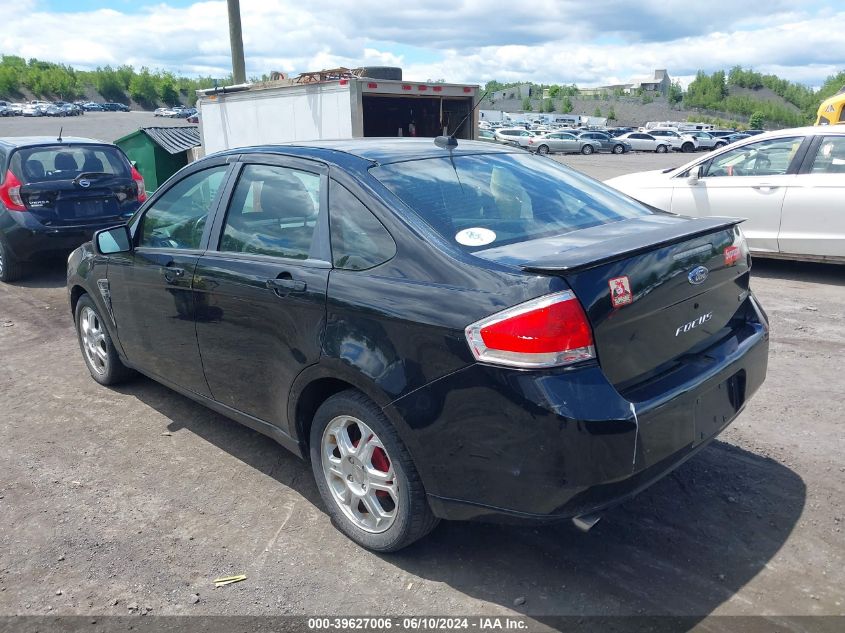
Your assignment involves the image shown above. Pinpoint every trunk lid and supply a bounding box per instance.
[475,215,749,390]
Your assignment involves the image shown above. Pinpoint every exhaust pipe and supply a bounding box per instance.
[572,513,602,532]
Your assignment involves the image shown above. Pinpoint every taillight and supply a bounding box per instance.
[465,291,595,368]
[130,166,147,202]
[0,169,26,211]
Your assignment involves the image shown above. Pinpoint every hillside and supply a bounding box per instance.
[481,93,764,128]
[0,55,218,109]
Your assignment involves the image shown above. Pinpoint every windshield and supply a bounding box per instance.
[371,152,652,251]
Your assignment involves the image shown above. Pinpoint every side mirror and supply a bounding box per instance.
[94,224,132,255]
[688,164,704,184]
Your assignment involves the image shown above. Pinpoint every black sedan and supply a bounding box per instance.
[67,139,769,551]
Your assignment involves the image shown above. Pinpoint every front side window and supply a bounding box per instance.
[371,153,650,252]
[330,181,395,270]
[703,137,802,178]
[809,136,845,174]
[138,165,228,249]
[219,164,321,260]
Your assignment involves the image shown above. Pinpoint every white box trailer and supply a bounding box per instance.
[197,78,480,154]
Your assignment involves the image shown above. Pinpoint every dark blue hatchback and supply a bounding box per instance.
[66,138,769,551]
[0,136,145,281]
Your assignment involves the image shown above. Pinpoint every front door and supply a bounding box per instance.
[108,163,232,395]
[194,159,330,426]
[670,136,805,254]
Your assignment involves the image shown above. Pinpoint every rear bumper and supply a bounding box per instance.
[1,210,129,261]
[389,295,769,522]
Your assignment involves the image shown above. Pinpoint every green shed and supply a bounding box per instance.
[114,126,201,194]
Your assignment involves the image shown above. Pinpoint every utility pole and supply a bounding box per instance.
[227,0,246,84]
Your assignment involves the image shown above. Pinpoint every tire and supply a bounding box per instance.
[612,144,624,154]
[359,66,402,81]
[715,142,726,149]
[0,236,24,282]
[310,389,439,552]
[682,142,694,153]
[537,144,550,155]
[656,144,668,154]
[74,294,135,386]
[581,144,594,155]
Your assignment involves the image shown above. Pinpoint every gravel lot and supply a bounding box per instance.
[0,117,843,629]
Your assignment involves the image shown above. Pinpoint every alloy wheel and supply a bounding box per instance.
[321,415,398,533]
[79,306,108,376]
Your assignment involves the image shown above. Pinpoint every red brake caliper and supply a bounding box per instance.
[368,436,392,501]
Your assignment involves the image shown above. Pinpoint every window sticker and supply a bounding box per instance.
[455,227,496,247]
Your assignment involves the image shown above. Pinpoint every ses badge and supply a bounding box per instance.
[608,275,633,308]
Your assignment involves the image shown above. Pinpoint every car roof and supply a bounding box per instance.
[0,136,112,149]
[213,138,521,166]
[0,136,110,149]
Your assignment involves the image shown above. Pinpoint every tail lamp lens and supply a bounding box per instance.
[0,169,26,211]
[130,166,146,203]
[465,291,595,368]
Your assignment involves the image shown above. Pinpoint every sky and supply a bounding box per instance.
[1,0,843,89]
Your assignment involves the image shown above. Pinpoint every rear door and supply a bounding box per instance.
[669,135,808,254]
[9,144,141,225]
[778,134,845,259]
[194,156,330,426]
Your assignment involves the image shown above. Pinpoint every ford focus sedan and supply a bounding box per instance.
[67,139,769,551]
[605,126,845,264]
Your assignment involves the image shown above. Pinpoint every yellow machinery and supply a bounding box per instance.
[816,87,845,125]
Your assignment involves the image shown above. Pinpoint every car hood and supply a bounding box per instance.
[604,168,674,191]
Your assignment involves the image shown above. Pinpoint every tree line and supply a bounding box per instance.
[0,55,225,106]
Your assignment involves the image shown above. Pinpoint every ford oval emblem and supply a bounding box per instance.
[78,179,91,188]
[688,265,709,285]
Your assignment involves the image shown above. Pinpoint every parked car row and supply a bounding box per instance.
[153,106,197,119]
[480,119,769,153]
[0,100,134,117]
[484,127,633,155]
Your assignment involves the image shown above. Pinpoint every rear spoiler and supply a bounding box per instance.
[521,217,744,273]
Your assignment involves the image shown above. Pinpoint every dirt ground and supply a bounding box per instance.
[0,151,843,631]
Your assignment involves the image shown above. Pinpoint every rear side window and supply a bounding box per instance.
[329,181,395,270]
[371,153,650,252]
[10,145,130,184]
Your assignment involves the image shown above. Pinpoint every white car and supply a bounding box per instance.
[615,132,672,153]
[494,128,535,146]
[605,126,845,264]
[647,129,699,152]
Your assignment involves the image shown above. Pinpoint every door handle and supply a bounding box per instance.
[162,265,185,283]
[266,277,306,294]
[751,183,779,190]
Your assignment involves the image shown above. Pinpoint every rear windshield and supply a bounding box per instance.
[370,152,651,251]
[10,145,129,184]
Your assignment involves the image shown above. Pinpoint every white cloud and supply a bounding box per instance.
[0,1,842,87]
